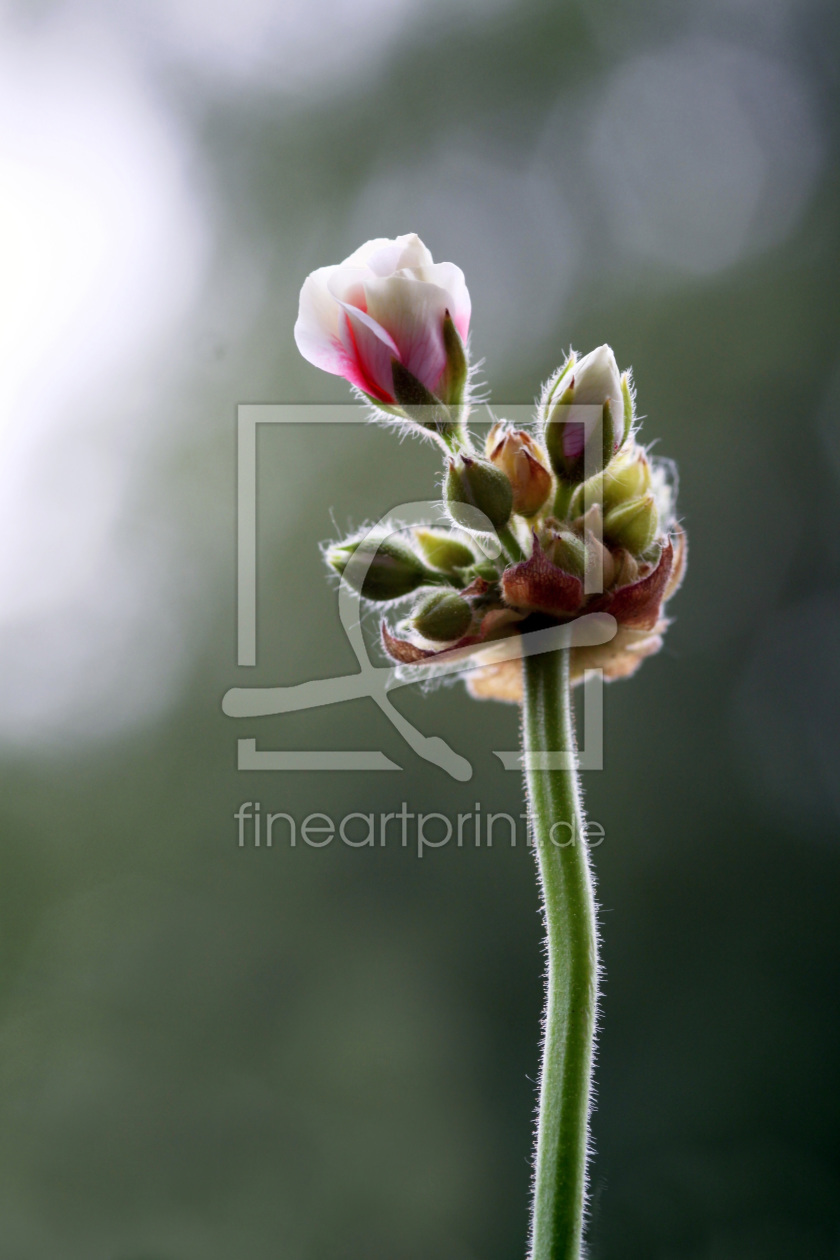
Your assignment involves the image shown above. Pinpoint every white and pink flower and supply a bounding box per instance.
[294,233,471,405]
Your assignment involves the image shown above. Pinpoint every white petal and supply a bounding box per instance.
[417,260,471,339]
[364,275,450,392]
[340,236,401,268]
[391,233,435,270]
[293,265,345,373]
[572,344,623,409]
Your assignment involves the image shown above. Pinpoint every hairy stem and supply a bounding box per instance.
[497,524,525,563]
[523,648,599,1260]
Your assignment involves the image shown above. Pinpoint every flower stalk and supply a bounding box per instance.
[295,233,687,1258]
[523,647,598,1260]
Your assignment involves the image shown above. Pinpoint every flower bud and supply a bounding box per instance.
[603,493,659,556]
[414,528,475,573]
[568,474,604,519]
[446,455,513,532]
[470,559,501,584]
[326,534,431,601]
[602,447,651,511]
[543,528,586,578]
[411,590,473,642]
[543,345,624,485]
[485,423,552,517]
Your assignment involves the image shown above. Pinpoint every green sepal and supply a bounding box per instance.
[360,392,404,418]
[601,399,617,469]
[437,311,469,414]
[620,372,634,446]
[391,360,456,442]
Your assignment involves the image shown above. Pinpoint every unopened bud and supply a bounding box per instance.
[603,493,659,556]
[446,455,513,532]
[543,345,625,485]
[569,474,604,519]
[414,528,475,573]
[569,447,651,517]
[470,559,501,584]
[544,529,586,578]
[412,590,473,642]
[327,534,431,601]
[486,423,552,517]
[602,447,651,511]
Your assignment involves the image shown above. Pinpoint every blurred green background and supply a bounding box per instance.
[0,0,839,1255]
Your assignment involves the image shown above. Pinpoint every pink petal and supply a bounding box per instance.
[338,305,400,402]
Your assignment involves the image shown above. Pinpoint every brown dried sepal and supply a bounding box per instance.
[599,535,674,630]
[501,537,584,616]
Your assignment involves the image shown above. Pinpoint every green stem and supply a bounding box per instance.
[497,524,525,563]
[523,648,599,1260]
[552,482,575,521]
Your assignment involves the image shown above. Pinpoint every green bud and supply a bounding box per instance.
[603,493,659,556]
[602,449,651,511]
[546,529,586,578]
[569,473,605,519]
[446,455,513,531]
[326,534,431,602]
[412,590,473,642]
[470,560,501,584]
[414,528,475,572]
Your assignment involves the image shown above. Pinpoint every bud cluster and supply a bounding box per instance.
[299,235,685,697]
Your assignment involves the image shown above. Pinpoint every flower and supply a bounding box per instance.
[294,233,471,410]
